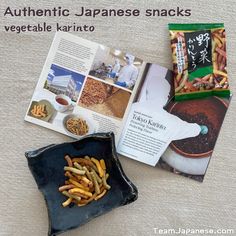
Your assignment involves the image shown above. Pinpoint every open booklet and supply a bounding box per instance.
[25,32,231,182]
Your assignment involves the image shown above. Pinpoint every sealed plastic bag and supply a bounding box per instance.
[169,23,229,100]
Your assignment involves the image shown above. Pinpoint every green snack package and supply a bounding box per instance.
[169,23,230,100]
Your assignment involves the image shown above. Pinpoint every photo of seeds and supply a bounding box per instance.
[169,23,230,100]
[78,77,131,119]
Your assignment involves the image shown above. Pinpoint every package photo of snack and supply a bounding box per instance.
[78,77,131,119]
[169,23,229,100]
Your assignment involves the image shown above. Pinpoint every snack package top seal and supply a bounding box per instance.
[169,23,230,101]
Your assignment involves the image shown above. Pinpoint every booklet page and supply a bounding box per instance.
[25,32,145,143]
[117,63,201,166]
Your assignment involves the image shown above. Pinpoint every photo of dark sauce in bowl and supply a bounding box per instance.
[167,96,228,158]
[172,112,217,155]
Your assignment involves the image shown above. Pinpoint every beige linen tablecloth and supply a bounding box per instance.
[0,1,236,235]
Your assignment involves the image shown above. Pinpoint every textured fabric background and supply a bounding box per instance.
[0,1,236,236]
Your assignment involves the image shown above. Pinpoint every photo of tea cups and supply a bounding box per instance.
[54,94,73,112]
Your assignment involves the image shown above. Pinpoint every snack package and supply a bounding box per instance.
[169,23,230,100]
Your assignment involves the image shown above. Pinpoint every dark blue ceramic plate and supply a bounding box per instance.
[25,132,138,236]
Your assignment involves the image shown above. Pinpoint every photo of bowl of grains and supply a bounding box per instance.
[63,114,94,138]
[78,77,132,120]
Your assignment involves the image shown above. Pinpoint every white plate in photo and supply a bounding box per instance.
[63,114,95,139]
[162,147,210,175]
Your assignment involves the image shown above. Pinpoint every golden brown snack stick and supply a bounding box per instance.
[40,112,46,118]
[102,175,111,190]
[62,197,72,207]
[105,173,109,180]
[36,105,40,115]
[78,193,97,206]
[68,179,90,192]
[74,174,82,181]
[100,159,106,171]
[64,171,78,182]
[78,199,88,205]
[100,185,105,193]
[31,104,46,117]
[81,176,92,186]
[89,182,95,190]
[213,70,227,77]
[95,189,107,201]
[58,184,75,192]
[220,77,227,85]
[40,105,43,114]
[79,180,90,189]
[33,105,37,113]
[69,188,93,197]
[213,52,217,62]
[32,113,42,117]
[91,158,104,177]
[65,155,72,167]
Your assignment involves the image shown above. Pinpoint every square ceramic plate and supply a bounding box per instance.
[25,132,138,236]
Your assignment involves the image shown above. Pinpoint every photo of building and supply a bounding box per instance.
[44,64,85,102]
